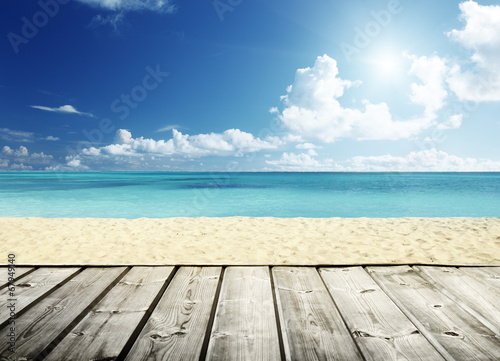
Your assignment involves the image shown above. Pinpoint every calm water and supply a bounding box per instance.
[0,172,499,218]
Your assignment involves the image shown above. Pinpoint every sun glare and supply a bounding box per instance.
[375,56,397,73]
[366,50,404,81]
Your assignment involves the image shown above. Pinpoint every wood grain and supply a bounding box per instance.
[368,266,500,361]
[206,266,281,361]
[273,266,363,361]
[124,267,222,361]
[0,267,35,289]
[319,266,445,361]
[0,267,80,325]
[415,266,500,335]
[0,267,127,360]
[44,266,175,361]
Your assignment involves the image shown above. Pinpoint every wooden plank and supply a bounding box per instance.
[415,266,500,335]
[0,267,80,325]
[272,266,363,361]
[319,267,445,361]
[0,267,127,360]
[43,266,175,361]
[458,267,500,290]
[0,267,35,289]
[470,266,500,277]
[206,266,281,361]
[124,267,222,361]
[368,266,500,361]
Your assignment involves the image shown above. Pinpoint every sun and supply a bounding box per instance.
[374,56,398,73]
[366,50,405,80]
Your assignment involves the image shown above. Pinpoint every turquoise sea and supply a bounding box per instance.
[0,172,499,218]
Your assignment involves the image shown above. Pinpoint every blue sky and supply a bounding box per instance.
[1,0,500,171]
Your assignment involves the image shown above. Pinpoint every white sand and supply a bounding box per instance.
[1,217,499,266]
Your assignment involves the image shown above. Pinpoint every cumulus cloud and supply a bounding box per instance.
[0,128,35,143]
[68,128,282,169]
[76,0,176,13]
[348,149,500,171]
[275,55,435,143]
[437,114,463,130]
[295,143,318,150]
[2,146,13,155]
[406,54,448,117]
[30,104,94,117]
[3,145,28,157]
[109,128,280,156]
[1,145,54,170]
[10,163,33,170]
[446,1,500,101]
[67,159,84,168]
[266,151,342,171]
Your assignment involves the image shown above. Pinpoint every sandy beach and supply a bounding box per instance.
[1,217,499,266]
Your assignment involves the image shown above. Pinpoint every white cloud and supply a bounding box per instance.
[3,145,28,157]
[88,12,125,32]
[437,114,463,130]
[2,146,13,155]
[276,54,435,143]
[155,124,182,133]
[45,136,60,141]
[282,134,303,143]
[0,128,35,142]
[30,105,94,117]
[446,1,500,101]
[67,159,82,168]
[406,54,448,117]
[76,0,176,13]
[109,128,280,156]
[82,147,102,156]
[266,151,343,171]
[348,149,500,171]
[295,143,318,150]
[17,146,28,157]
[70,128,282,169]
[10,163,33,170]
[1,145,54,170]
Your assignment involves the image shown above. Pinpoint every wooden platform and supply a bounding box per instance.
[1,265,500,360]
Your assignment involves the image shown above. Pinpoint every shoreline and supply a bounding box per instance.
[2,217,500,266]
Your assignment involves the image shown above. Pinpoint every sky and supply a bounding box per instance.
[1,0,500,171]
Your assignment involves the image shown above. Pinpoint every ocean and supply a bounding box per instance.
[0,172,499,218]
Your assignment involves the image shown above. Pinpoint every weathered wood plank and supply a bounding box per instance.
[458,267,500,291]
[0,267,127,361]
[0,267,35,289]
[0,267,80,325]
[124,267,222,361]
[43,266,175,361]
[273,266,363,361]
[469,266,500,277]
[368,266,500,361]
[206,266,281,361]
[415,266,500,335]
[319,266,445,361]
